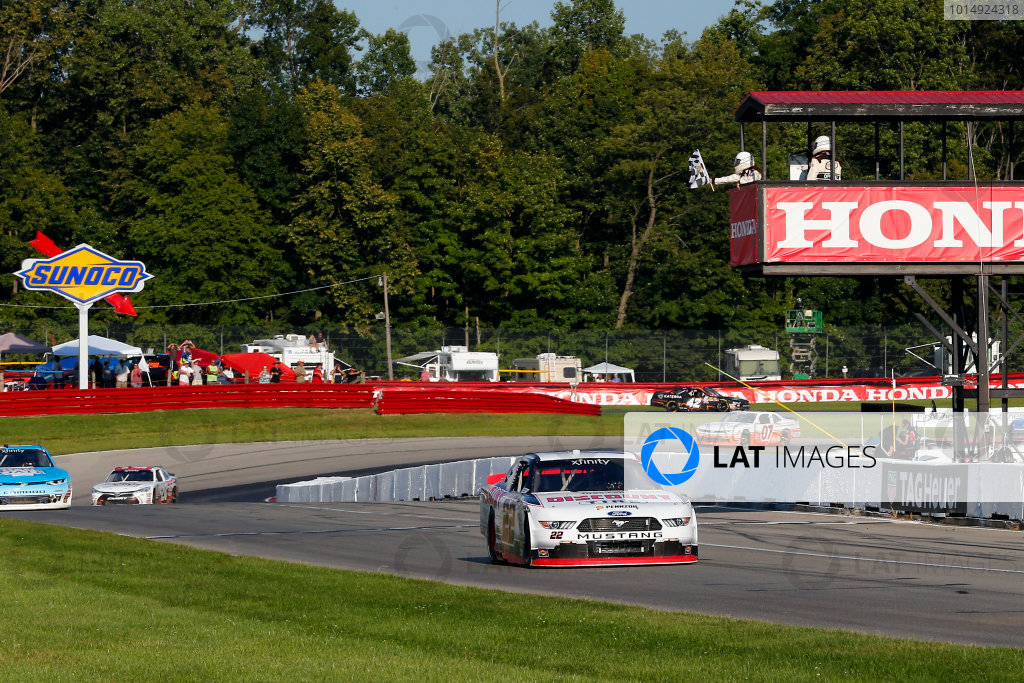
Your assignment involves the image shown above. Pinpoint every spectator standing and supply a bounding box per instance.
[130,363,143,388]
[312,365,324,383]
[419,367,431,382]
[178,361,192,386]
[294,360,307,383]
[333,363,345,384]
[115,361,129,388]
[90,358,104,388]
[206,362,220,385]
[191,360,204,386]
[259,365,271,384]
[270,361,283,383]
[220,366,235,384]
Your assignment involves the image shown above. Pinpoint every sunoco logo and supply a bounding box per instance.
[17,244,151,304]
[640,427,700,486]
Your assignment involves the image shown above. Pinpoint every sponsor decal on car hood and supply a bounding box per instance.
[93,482,155,492]
[537,490,685,510]
[0,467,68,484]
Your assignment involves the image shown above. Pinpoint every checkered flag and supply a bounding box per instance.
[687,149,714,190]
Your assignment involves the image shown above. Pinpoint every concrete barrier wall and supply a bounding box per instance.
[276,457,515,503]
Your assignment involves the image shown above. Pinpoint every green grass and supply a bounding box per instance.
[1,517,1020,682]
[2,408,624,455]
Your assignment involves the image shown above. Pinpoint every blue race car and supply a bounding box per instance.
[0,445,72,510]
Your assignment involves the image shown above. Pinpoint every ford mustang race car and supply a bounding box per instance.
[91,466,178,505]
[695,411,800,446]
[650,386,750,412]
[0,445,72,510]
[480,451,698,567]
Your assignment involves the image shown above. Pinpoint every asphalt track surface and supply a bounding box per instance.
[4,438,1024,647]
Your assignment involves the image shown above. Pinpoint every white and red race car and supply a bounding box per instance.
[91,466,179,505]
[479,451,698,567]
[694,411,800,447]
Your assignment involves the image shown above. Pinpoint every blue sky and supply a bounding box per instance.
[337,1,734,76]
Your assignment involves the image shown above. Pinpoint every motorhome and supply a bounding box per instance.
[242,334,335,373]
[723,345,782,382]
[397,345,499,382]
[510,353,582,383]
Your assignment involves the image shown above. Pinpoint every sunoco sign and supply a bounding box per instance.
[17,244,151,304]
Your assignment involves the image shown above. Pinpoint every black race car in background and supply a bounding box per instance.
[650,386,750,412]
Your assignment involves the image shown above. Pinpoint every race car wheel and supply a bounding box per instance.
[781,430,791,446]
[171,487,179,503]
[665,401,679,412]
[740,431,751,447]
[487,515,503,565]
[716,400,728,412]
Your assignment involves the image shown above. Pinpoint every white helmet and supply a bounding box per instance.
[813,135,831,156]
[734,151,754,173]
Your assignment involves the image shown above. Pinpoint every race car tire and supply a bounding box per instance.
[740,431,751,447]
[716,400,728,412]
[487,514,504,565]
[665,401,679,412]
[781,430,791,446]
[521,519,533,568]
[171,487,179,503]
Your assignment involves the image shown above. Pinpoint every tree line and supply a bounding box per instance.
[1,0,1020,338]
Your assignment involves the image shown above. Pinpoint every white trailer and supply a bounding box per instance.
[396,345,499,382]
[510,353,582,383]
[723,345,781,382]
[242,334,336,373]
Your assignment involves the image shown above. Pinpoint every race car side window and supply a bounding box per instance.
[155,470,165,481]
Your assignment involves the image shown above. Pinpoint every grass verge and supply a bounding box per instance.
[1,517,1020,681]
[2,408,624,455]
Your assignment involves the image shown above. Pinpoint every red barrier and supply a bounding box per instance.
[375,389,600,416]
[0,383,374,417]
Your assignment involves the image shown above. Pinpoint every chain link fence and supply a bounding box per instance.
[4,318,1006,382]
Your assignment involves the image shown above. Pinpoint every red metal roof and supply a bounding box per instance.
[735,91,1024,121]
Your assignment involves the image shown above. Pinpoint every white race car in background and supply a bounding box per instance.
[92,466,179,505]
[695,411,800,447]
[479,451,698,567]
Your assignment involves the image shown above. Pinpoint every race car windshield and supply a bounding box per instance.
[0,448,53,468]
[529,458,626,492]
[106,470,155,482]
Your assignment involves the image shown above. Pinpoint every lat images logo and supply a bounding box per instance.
[640,427,700,486]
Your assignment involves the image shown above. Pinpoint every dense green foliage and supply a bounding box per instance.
[0,0,1017,334]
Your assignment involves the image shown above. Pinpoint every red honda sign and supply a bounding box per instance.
[729,184,759,266]
[748,185,1024,264]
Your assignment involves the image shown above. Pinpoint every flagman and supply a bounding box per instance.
[714,151,761,187]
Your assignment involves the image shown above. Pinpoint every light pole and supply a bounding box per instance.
[379,273,394,380]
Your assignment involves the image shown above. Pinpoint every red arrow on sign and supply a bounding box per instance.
[28,231,139,316]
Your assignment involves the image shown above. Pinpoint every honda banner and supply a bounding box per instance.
[756,184,1024,264]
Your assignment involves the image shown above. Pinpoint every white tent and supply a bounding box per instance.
[52,334,144,357]
[582,361,635,382]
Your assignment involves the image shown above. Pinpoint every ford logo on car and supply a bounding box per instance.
[607,510,632,517]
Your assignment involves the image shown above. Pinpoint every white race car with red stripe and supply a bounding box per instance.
[479,451,698,567]
[91,466,178,505]
[695,411,800,447]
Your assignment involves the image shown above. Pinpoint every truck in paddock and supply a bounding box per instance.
[397,345,500,381]
[242,334,335,373]
[723,345,781,382]
[509,353,582,383]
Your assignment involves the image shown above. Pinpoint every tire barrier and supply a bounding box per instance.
[0,383,375,416]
